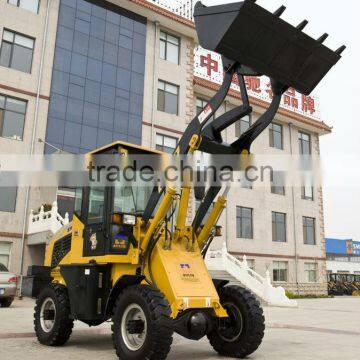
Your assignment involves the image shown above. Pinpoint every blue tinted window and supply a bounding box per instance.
[68,83,84,100]
[105,22,119,45]
[133,33,146,54]
[66,98,84,123]
[85,79,101,104]
[81,125,98,149]
[52,70,69,96]
[70,53,87,77]
[64,121,82,147]
[92,4,106,19]
[99,107,114,130]
[121,16,134,31]
[102,63,117,86]
[73,31,89,55]
[87,58,102,82]
[116,68,131,90]
[76,10,91,22]
[119,35,132,50]
[49,94,67,120]
[128,114,142,137]
[131,72,144,94]
[75,18,90,35]
[115,97,129,112]
[88,37,104,60]
[114,111,129,133]
[46,118,65,144]
[103,42,118,66]
[59,5,75,28]
[97,128,113,147]
[100,84,116,108]
[132,52,145,74]
[83,102,99,127]
[118,47,132,69]
[77,0,91,14]
[54,47,72,72]
[107,10,120,25]
[57,26,74,50]
[90,16,106,39]
[46,1,146,154]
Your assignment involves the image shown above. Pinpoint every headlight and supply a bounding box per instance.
[123,214,136,225]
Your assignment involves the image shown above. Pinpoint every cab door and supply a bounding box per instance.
[83,186,109,257]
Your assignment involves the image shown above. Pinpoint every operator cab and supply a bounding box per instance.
[74,141,162,257]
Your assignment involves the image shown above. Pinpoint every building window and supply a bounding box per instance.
[160,31,180,65]
[196,97,215,121]
[156,133,178,153]
[303,216,316,245]
[299,132,311,154]
[236,115,251,137]
[0,242,11,268]
[272,212,286,242]
[302,185,314,201]
[0,30,35,73]
[273,261,288,282]
[271,171,285,195]
[305,262,317,282]
[0,187,17,212]
[157,80,179,115]
[7,0,39,13]
[269,122,283,149]
[0,94,27,141]
[236,206,253,239]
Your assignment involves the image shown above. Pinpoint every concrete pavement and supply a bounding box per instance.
[0,297,359,360]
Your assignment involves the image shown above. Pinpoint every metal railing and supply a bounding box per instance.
[146,0,195,20]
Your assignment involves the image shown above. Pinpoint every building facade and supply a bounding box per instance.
[0,0,331,294]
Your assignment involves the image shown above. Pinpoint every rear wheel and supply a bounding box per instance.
[208,285,265,358]
[34,284,74,346]
[112,285,173,360]
[0,298,13,307]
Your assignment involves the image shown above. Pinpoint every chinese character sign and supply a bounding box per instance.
[194,46,321,120]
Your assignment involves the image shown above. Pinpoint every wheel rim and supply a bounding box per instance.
[218,302,244,342]
[40,297,56,333]
[121,303,147,351]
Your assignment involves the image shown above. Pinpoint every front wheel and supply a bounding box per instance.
[208,285,265,358]
[112,285,173,360]
[34,284,74,346]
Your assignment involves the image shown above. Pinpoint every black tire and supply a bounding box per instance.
[0,298,13,307]
[208,285,265,358]
[112,285,173,360]
[34,284,74,346]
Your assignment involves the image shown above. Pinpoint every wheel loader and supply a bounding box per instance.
[26,1,344,359]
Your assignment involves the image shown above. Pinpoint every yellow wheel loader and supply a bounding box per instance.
[26,1,344,359]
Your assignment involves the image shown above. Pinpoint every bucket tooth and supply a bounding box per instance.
[336,45,346,55]
[296,20,308,30]
[273,5,286,17]
[317,33,329,43]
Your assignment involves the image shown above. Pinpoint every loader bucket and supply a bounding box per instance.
[194,0,345,95]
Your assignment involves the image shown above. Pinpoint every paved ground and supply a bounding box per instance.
[0,297,359,360]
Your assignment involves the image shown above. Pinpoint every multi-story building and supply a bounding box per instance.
[0,0,332,294]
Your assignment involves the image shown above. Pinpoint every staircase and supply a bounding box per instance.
[205,244,297,308]
[28,201,69,236]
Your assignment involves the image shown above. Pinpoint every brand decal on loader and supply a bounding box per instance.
[180,263,198,282]
[90,233,97,250]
